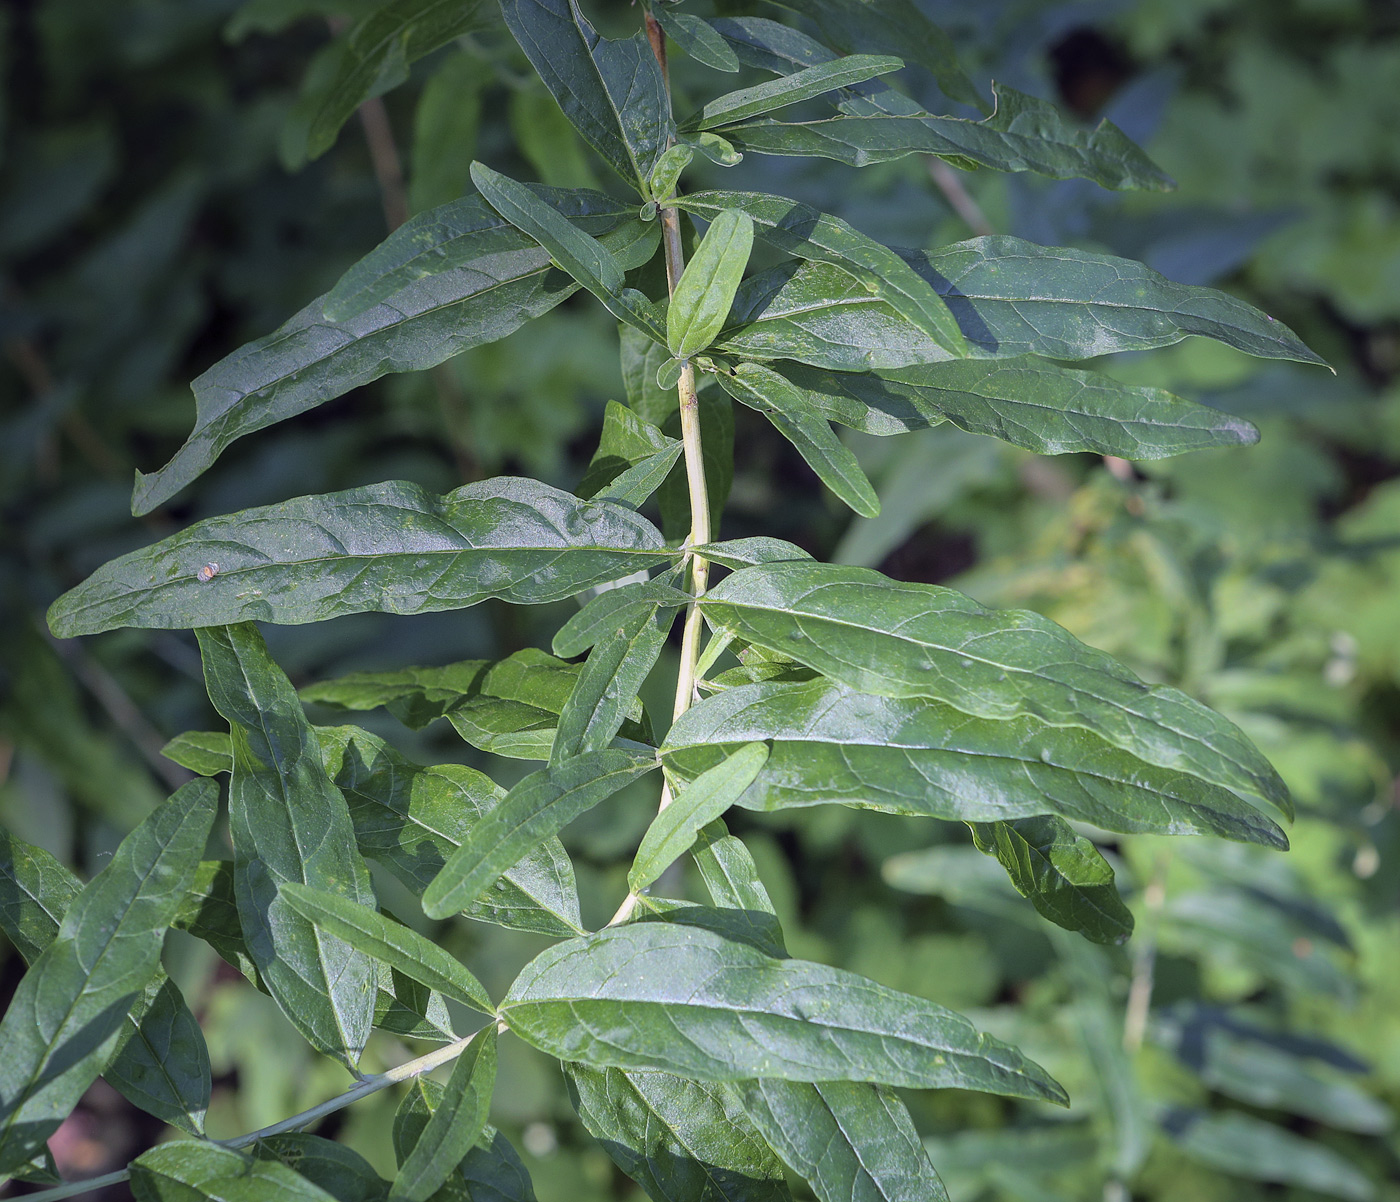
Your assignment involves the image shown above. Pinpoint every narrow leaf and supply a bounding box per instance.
[131,199,655,514]
[51,478,673,637]
[391,1028,497,1202]
[198,624,378,1066]
[131,1141,340,1202]
[251,1135,389,1202]
[423,749,658,919]
[741,1079,950,1202]
[553,580,691,658]
[161,730,234,777]
[566,1065,791,1202]
[690,537,813,570]
[0,780,216,1175]
[394,1089,536,1202]
[676,189,966,356]
[652,8,741,73]
[763,358,1259,458]
[719,362,879,517]
[661,679,1288,849]
[968,817,1134,945]
[667,209,755,358]
[281,884,493,1015]
[577,400,680,504]
[501,921,1066,1101]
[630,743,769,891]
[686,55,903,131]
[499,0,670,192]
[552,600,673,762]
[698,561,1290,816]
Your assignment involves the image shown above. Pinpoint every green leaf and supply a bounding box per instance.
[1163,1110,1374,1201]
[252,1135,389,1202]
[302,662,490,732]
[651,8,741,73]
[968,818,1134,945]
[288,0,496,165]
[318,724,584,938]
[0,832,212,1137]
[161,730,235,777]
[577,400,679,502]
[132,1141,341,1202]
[718,361,879,517]
[630,743,769,891]
[740,1079,950,1202]
[281,884,493,1015]
[566,1065,792,1202]
[553,580,691,658]
[0,780,216,1175]
[691,821,780,920]
[685,55,903,131]
[667,209,755,358]
[391,1028,497,1202]
[499,0,671,193]
[553,600,674,763]
[697,562,1290,818]
[394,1088,536,1202]
[759,358,1259,458]
[717,242,1325,370]
[198,624,378,1066]
[661,679,1288,849]
[621,322,681,427]
[423,748,658,919]
[676,190,967,356]
[407,50,483,216]
[501,921,1065,1100]
[691,537,813,570]
[131,197,655,514]
[758,0,980,109]
[52,478,674,637]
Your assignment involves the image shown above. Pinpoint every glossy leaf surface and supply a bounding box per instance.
[553,579,691,658]
[630,742,769,891]
[281,884,493,1015]
[131,201,655,514]
[763,358,1259,458]
[198,624,378,1065]
[668,209,755,358]
[566,1064,791,1202]
[677,190,965,355]
[699,562,1289,815]
[423,748,658,919]
[501,921,1066,1099]
[0,781,215,1175]
[394,1087,537,1202]
[251,1135,389,1202]
[662,679,1287,848]
[577,401,680,503]
[131,1141,340,1202]
[500,0,670,192]
[52,478,673,636]
[968,817,1134,945]
[651,7,740,73]
[685,55,902,131]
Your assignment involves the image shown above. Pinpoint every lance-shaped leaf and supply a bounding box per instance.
[391,1028,497,1202]
[198,624,378,1066]
[717,244,1324,370]
[762,358,1258,458]
[566,1064,792,1202]
[131,1141,341,1202]
[251,1135,389,1202]
[131,199,655,514]
[759,0,980,109]
[0,780,216,1176]
[677,190,966,356]
[501,921,1065,1100]
[553,580,691,658]
[691,537,813,570]
[740,1079,950,1202]
[318,724,585,938]
[301,661,490,731]
[423,749,658,919]
[282,884,493,1015]
[661,679,1288,849]
[668,209,755,359]
[552,600,674,763]
[289,0,497,165]
[631,743,769,892]
[697,561,1290,816]
[395,1087,537,1202]
[51,478,674,637]
[577,401,681,503]
[684,55,903,131]
[500,0,670,192]
[968,818,1134,945]
[0,833,211,1139]
[652,7,739,72]
[718,362,879,517]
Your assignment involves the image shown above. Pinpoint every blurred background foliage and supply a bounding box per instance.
[2,0,1398,1198]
